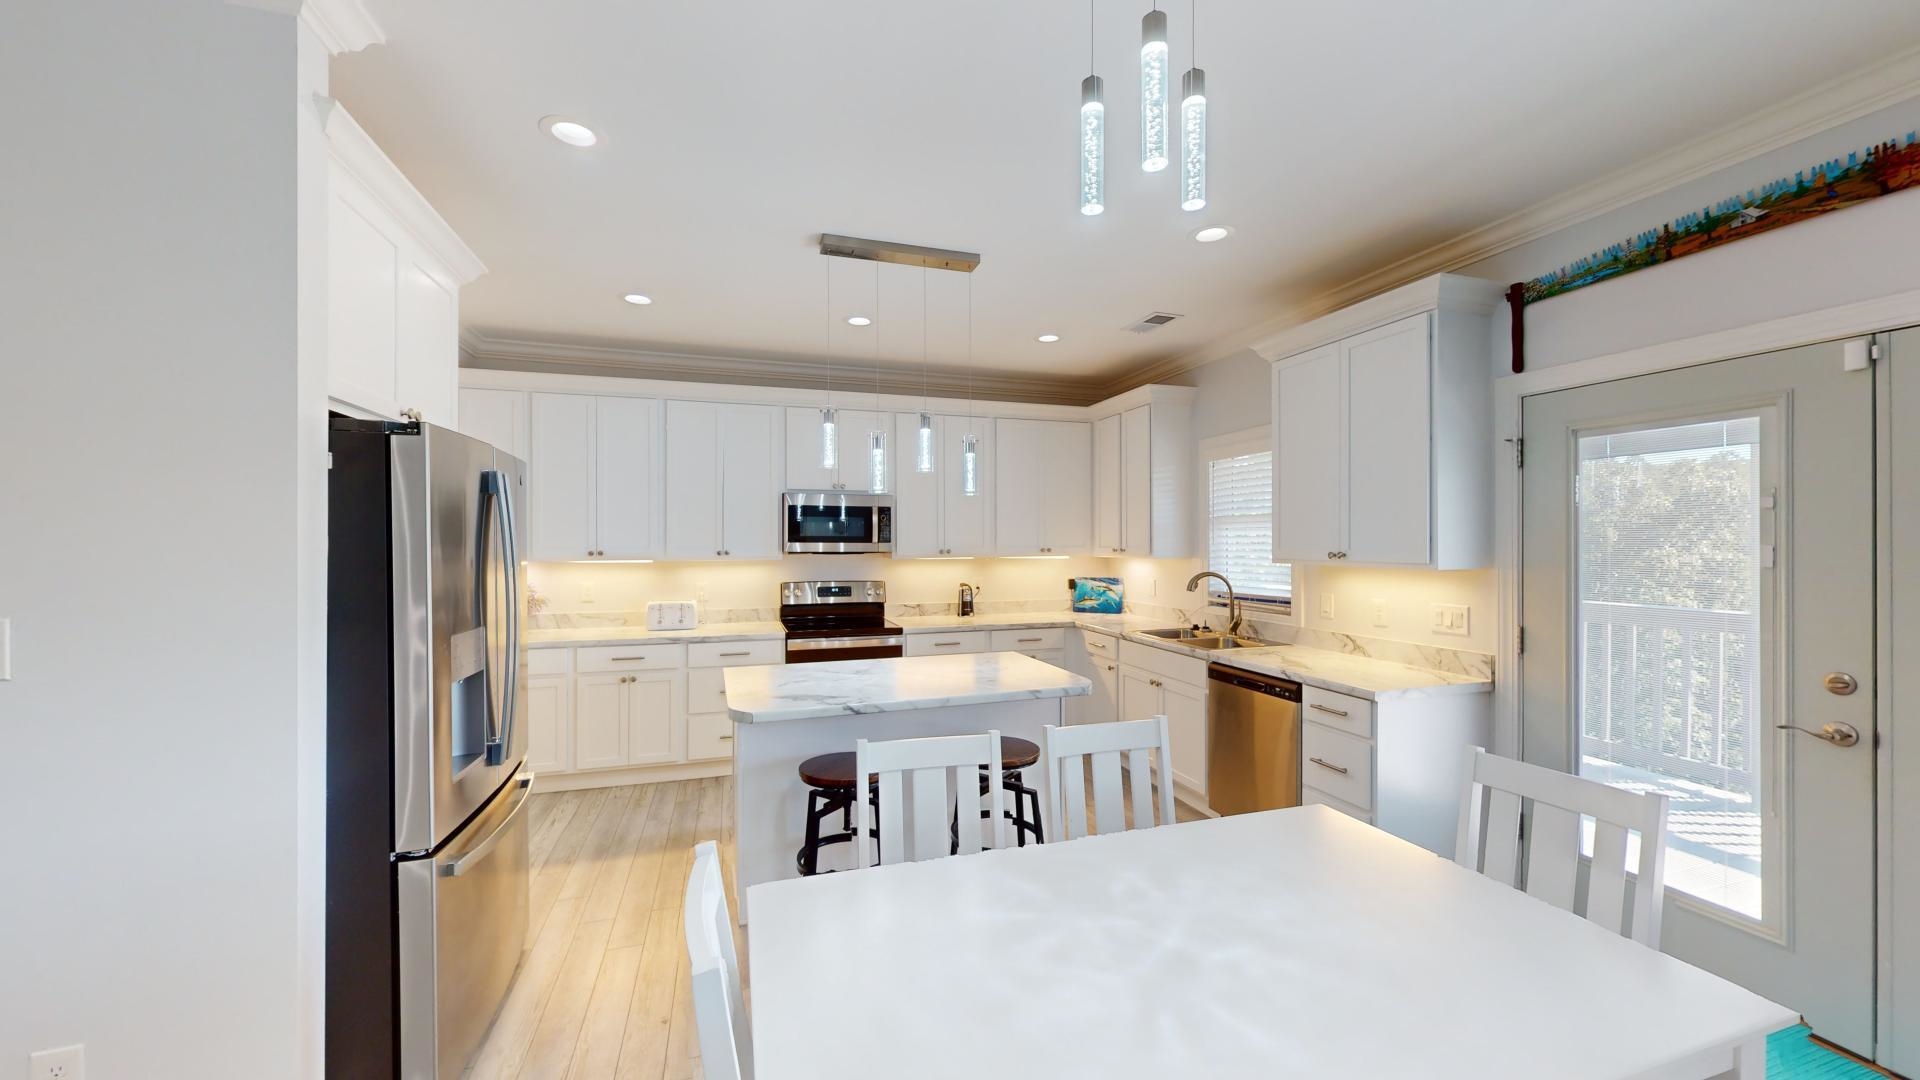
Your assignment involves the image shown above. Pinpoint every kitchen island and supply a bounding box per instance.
[725,651,1090,917]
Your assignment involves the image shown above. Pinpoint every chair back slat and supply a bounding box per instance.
[854,732,1005,867]
[1585,821,1630,935]
[1524,803,1580,910]
[1089,749,1125,836]
[1454,746,1671,948]
[1480,789,1524,887]
[1043,717,1177,841]
[684,840,751,1080]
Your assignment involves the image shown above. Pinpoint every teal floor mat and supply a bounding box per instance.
[1770,1025,1885,1079]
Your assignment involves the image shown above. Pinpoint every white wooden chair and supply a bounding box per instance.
[854,731,1007,866]
[683,840,752,1080]
[1455,745,1670,948]
[1043,716,1176,841]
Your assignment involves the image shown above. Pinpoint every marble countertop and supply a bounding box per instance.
[890,612,1168,636]
[724,651,1090,724]
[526,621,786,648]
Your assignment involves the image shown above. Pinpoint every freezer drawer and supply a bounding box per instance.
[397,771,532,1080]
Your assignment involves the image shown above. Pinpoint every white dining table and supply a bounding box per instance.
[746,805,1797,1080]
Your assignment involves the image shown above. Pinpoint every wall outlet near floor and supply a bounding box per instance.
[1370,597,1389,627]
[1431,603,1470,637]
[30,1044,85,1080]
[1318,594,1334,620]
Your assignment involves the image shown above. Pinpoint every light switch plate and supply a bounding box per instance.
[1370,598,1389,627]
[1432,603,1470,637]
[1318,594,1334,620]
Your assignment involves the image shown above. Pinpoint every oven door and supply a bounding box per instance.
[784,493,892,553]
[786,634,906,664]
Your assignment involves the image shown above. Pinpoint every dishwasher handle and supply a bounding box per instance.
[1206,663,1302,702]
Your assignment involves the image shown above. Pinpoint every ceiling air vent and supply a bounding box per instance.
[1123,312,1182,334]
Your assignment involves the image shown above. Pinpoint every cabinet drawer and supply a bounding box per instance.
[1302,723,1374,810]
[991,627,1068,652]
[1304,785,1373,824]
[687,667,730,715]
[1302,686,1374,739]
[1078,629,1118,657]
[527,647,572,676]
[575,644,686,673]
[905,631,990,656]
[687,639,784,668]
[686,711,735,762]
[1118,639,1208,687]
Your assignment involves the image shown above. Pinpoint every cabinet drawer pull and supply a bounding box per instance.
[719,651,751,658]
[1087,639,1107,649]
[718,734,734,741]
[1309,757,1349,776]
[933,641,962,647]
[1017,637,1044,643]
[1149,678,1163,688]
[1104,664,1116,672]
[1310,703,1351,718]
[612,656,647,662]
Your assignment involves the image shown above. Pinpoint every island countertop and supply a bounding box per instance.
[725,651,1090,724]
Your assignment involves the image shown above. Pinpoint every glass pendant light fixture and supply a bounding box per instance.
[1179,1,1206,211]
[915,268,935,473]
[1079,2,1104,216]
[820,260,837,469]
[961,273,979,497]
[1139,7,1169,173]
[867,263,889,495]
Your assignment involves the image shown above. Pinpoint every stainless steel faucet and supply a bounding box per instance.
[1186,571,1243,637]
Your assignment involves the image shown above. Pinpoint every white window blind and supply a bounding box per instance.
[1207,450,1291,607]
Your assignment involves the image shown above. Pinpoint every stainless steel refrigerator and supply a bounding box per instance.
[327,417,530,1079]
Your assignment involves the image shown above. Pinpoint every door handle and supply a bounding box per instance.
[1776,721,1861,747]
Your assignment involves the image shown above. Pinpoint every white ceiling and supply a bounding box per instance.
[333,1,1920,394]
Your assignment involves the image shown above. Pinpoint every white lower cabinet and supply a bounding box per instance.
[1068,630,1121,727]
[573,672,634,771]
[1117,640,1208,799]
[572,668,683,770]
[685,639,784,762]
[1297,684,1490,857]
[524,674,571,775]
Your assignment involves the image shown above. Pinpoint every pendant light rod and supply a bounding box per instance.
[819,234,980,273]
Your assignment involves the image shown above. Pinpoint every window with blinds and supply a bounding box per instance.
[1206,450,1291,608]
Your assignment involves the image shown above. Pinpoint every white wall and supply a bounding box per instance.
[0,3,321,1077]
[1463,97,1920,376]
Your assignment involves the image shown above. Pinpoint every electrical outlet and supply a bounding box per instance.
[1370,598,1389,627]
[1432,603,1470,637]
[697,582,708,604]
[1318,594,1334,620]
[579,581,595,604]
[31,1044,85,1080]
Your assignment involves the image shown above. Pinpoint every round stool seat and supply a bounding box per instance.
[798,751,876,790]
[999,736,1041,771]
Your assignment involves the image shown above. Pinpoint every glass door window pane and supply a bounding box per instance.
[1574,415,1765,919]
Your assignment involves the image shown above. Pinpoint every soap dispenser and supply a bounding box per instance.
[958,582,978,617]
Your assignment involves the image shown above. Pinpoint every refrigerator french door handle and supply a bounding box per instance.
[496,475,521,766]
[478,470,516,766]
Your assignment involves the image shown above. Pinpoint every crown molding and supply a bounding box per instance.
[1115,44,1920,392]
[300,0,384,54]
[325,103,487,285]
[459,329,1111,407]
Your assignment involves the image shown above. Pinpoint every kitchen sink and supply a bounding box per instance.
[1140,628,1281,651]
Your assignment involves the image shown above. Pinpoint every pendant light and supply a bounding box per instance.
[1179,1,1206,211]
[961,273,979,497]
[1079,1,1104,216]
[915,267,935,473]
[1139,6,1169,173]
[820,260,837,469]
[868,263,889,495]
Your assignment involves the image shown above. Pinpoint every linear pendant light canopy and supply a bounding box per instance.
[1139,8,1170,173]
[819,234,981,273]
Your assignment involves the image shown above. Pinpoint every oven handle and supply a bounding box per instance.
[787,635,904,651]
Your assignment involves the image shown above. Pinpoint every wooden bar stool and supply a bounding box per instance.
[953,735,1046,850]
[795,751,879,876]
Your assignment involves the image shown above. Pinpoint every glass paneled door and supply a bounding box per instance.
[1519,338,1877,1055]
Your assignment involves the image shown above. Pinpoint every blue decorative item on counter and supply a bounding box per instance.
[1070,577,1124,614]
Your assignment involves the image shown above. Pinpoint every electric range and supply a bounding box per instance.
[779,580,903,664]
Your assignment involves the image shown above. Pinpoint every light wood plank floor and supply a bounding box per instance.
[466,773,1203,1079]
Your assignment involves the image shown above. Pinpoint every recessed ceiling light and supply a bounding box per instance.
[1037,334,1061,343]
[622,293,652,305]
[1193,225,1233,243]
[540,116,599,148]
[846,315,873,326]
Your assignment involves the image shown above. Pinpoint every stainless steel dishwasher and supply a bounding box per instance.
[1206,664,1303,816]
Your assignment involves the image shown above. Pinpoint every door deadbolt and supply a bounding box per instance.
[1823,672,1858,696]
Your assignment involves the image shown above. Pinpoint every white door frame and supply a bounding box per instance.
[1491,284,1920,1063]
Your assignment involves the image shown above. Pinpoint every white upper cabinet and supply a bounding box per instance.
[995,419,1091,555]
[665,401,783,560]
[458,387,528,460]
[528,393,662,561]
[324,105,483,426]
[783,406,887,492]
[893,412,994,557]
[1090,389,1195,558]
[1262,273,1500,569]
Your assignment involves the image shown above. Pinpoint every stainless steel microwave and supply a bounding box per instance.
[783,492,893,554]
